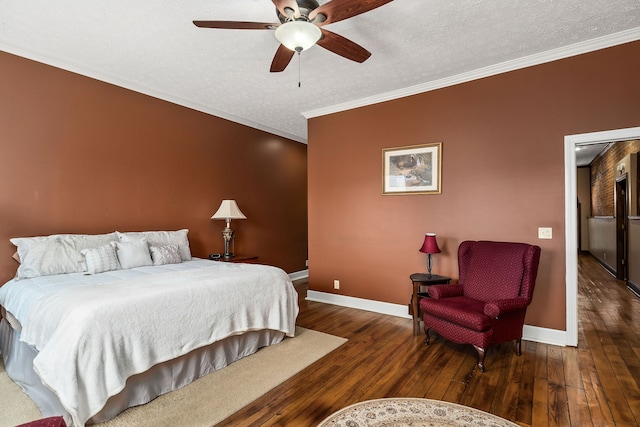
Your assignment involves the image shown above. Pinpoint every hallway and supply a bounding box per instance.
[574,253,640,425]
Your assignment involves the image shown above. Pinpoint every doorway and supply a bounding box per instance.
[564,126,640,347]
[615,175,628,280]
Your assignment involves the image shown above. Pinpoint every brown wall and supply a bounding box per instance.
[308,40,640,331]
[0,51,308,282]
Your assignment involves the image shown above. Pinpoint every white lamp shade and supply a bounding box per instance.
[274,21,322,52]
[211,200,247,221]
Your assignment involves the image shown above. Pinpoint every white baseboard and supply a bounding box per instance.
[306,290,569,347]
[522,325,568,346]
[288,269,309,282]
[307,290,412,319]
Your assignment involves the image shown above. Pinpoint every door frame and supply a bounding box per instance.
[615,174,629,280]
[564,126,640,346]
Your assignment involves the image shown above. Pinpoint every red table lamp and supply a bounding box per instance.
[419,233,441,276]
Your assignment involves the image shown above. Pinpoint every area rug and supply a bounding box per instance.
[317,398,518,427]
[0,327,346,427]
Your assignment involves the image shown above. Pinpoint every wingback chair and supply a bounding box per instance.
[420,240,541,372]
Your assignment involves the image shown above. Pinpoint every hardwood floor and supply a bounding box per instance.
[220,254,640,426]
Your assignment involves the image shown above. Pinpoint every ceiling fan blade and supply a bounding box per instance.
[193,20,277,30]
[272,0,301,19]
[317,29,371,63]
[270,44,296,72]
[310,0,393,26]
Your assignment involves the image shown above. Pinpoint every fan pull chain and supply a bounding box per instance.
[296,48,302,88]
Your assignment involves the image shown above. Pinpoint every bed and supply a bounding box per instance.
[0,230,299,426]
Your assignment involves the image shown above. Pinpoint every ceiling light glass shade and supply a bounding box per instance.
[275,21,322,52]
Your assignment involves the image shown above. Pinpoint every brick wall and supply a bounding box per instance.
[591,140,640,216]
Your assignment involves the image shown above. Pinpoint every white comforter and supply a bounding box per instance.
[0,260,298,426]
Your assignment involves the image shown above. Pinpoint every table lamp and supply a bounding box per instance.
[419,233,441,276]
[211,200,246,259]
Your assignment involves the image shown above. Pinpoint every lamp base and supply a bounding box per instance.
[222,227,235,259]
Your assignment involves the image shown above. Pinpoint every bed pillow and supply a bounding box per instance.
[117,229,191,261]
[81,244,121,274]
[70,232,119,270]
[150,244,182,266]
[112,239,153,269]
[9,232,120,278]
[68,232,119,251]
[10,235,83,279]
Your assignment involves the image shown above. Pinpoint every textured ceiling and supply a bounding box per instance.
[576,142,610,167]
[1,1,640,142]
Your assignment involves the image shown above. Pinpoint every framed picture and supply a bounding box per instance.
[382,142,442,195]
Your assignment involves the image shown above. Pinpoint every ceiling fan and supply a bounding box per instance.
[193,0,394,72]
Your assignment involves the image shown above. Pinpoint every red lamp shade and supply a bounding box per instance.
[419,233,441,254]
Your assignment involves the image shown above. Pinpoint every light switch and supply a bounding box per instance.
[538,227,552,239]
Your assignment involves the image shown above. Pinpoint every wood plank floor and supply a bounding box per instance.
[220,254,640,426]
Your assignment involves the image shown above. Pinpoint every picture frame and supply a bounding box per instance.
[382,142,442,195]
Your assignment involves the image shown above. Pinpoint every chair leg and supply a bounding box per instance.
[516,339,522,356]
[473,345,486,372]
[424,328,431,346]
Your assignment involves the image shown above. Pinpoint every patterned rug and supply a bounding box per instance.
[317,398,518,427]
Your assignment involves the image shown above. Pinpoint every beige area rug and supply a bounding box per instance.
[0,327,346,427]
[317,398,518,427]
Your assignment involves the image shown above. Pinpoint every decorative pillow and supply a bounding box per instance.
[10,235,82,279]
[150,244,182,266]
[117,229,191,261]
[81,244,121,274]
[112,239,153,269]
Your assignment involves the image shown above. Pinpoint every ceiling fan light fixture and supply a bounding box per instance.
[275,20,321,52]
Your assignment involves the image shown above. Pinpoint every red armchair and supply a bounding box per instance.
[16,417,66,427]
[420,240,541,372]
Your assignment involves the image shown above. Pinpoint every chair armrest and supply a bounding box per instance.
[428,284,464,299]
[483,298,530,318]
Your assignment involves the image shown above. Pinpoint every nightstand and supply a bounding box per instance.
[410,273,451,335]
[212,254,259,264]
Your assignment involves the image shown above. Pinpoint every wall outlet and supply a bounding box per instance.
[333,280,340,290]
[538,227,553,239]
[305,259,309,267]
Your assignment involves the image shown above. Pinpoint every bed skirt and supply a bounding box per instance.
[0,318,284,426]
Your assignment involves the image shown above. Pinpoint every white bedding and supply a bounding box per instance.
[0,259,298,426]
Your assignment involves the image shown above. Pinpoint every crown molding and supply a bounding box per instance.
[4,25,639,144]
[303,27,640,120]
[0,42,306,144]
